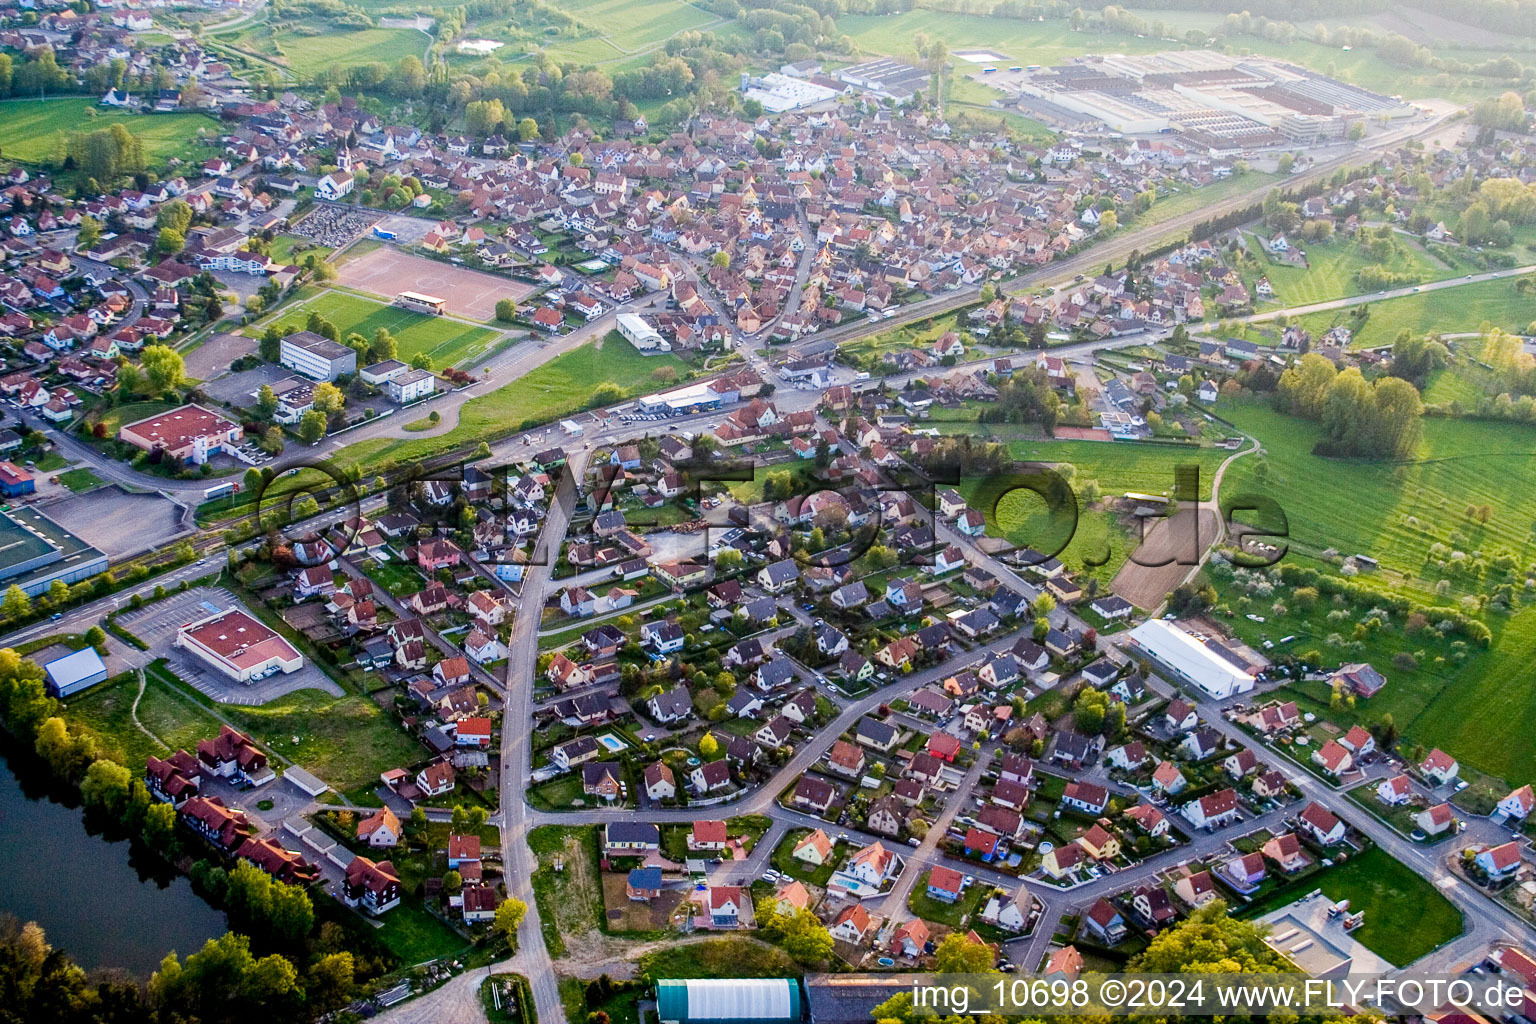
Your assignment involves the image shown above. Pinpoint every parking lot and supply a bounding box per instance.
[201,363,293,407]
[184,331,257,382]
[116,586,343,706]
[43,485,189,559]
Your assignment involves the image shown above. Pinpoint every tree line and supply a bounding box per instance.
[0,649,392,1023]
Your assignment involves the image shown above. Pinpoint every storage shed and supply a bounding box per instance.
[43,647,108,697]
[657,979,802,1024]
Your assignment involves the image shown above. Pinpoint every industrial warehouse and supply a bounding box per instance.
[1122,618,1260,700]
[1005,50,1414,150]
[657,978,802,1024]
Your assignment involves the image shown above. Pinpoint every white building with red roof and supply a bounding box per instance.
[176,607,303,682]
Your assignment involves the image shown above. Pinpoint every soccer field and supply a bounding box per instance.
[257,290,504,370]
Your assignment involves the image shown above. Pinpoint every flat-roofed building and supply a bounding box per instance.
[386,368,436,404]
[176,607,304,683]
[1122,619,1257,699]
[617,313,671,353]
[0,508,108,596]
[117,404,243,465]
[360,359,408,385]
[279,330,356,381]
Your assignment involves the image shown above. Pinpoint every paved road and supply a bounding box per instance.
[495,452,589,1024]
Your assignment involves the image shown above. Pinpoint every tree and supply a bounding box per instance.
[306,952,355,1015]
[1073,687,1109,734]
[711,251,731,269]
[76,215,102,252]
[699,733,720,758]
[34,717,94,782]
[298,410,327,444]
[140,344,185,396]
[142,799,176,846]
[81,758,132,814]
[495,298,518,322]
[778,907,835,965]
[268,876,314,944]
[312,381,345,415]
[2,584,31,620]
[1098,209,1117,231]
[591,382,625,405]
[157,198,193,235]
[932,932,998,973]
[369,328,398,363]
[256,384,277,417]
[259,326,283,363]
[495,897,527,937]
[156,226,185,256]
[83,625,108,655]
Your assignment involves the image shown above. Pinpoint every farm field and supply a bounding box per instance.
[227,21,426,67]
[836,12,1511,102]
[1209,400,1536,782]
[557,0,719,51]
[1246,233,1451,309]
[1219,402,1536,596]
[1,98,217,169]
[1282,276,1534,349]
[451,0,717,66]
[252,289,503,369]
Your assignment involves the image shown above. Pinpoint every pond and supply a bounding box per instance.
[0,744,227,975]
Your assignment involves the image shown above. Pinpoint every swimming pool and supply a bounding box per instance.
[596,734,626,752]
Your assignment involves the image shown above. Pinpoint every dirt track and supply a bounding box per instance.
[1110,506,1220,610]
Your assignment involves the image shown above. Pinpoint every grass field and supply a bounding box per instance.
[325,337,692,477]
[1239,848,1462,965]
[63,672,220,768]
[229,20,426,67]
[528,825,602,956]
[907,870,987,928]
[0,98,217,170]
[1209,400,1536,782]
[268,234,326,266]
[451,0,717,66]
[839,310,964,364]
[636,937,801,981]
[55,468,104,492]
[1221,402,1536,598]
[212,686,422,794]
[556,0,717,51]
[1247,233,1450,309]
[255,289,502,369]
[958,439,1227,586]
[1282,277,1533,349]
